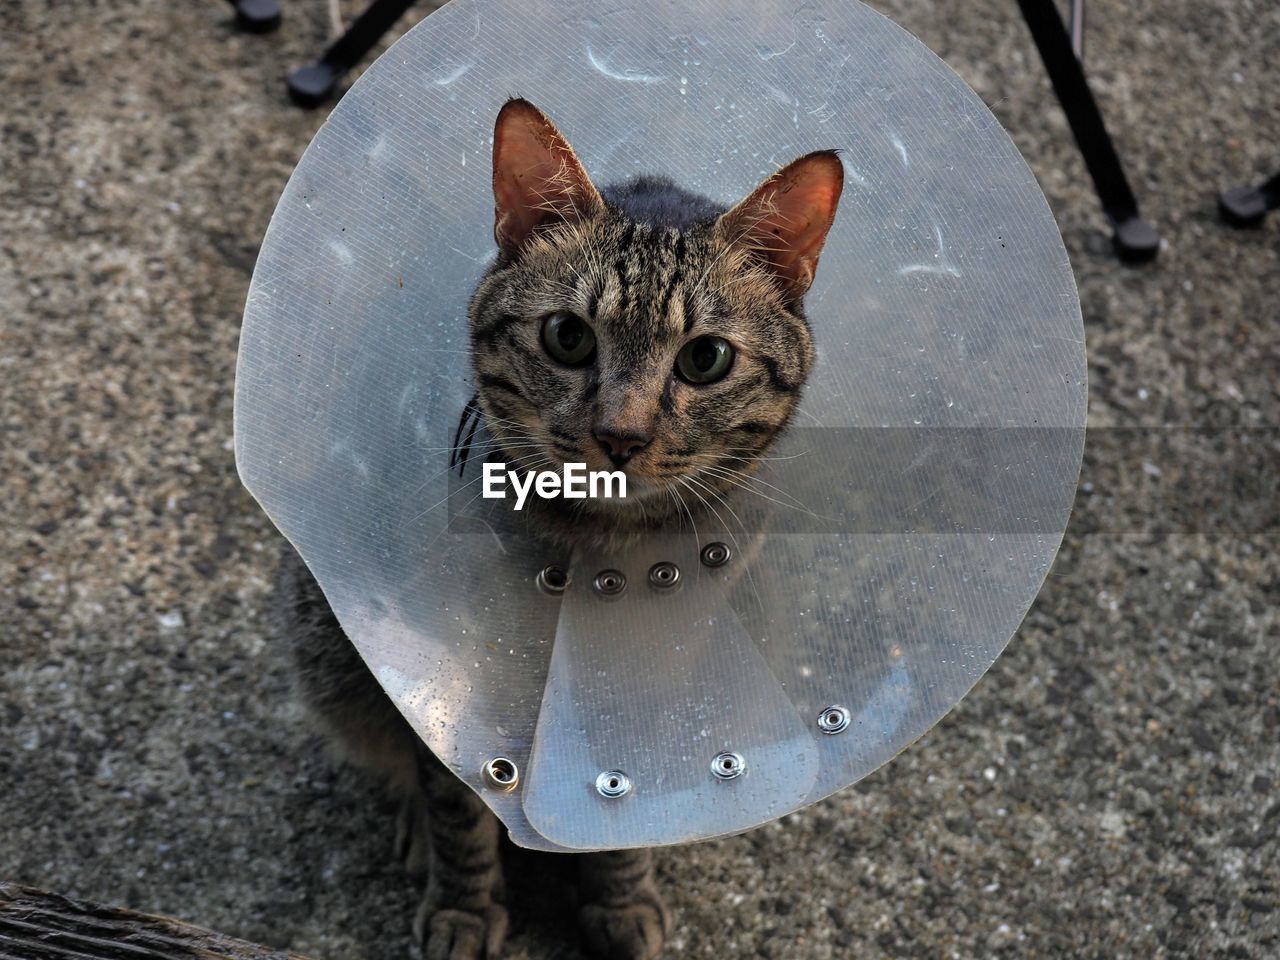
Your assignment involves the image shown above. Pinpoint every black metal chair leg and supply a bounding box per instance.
[1219,171,1280,228]
[228,0,282,34]
[1016,0,1160,263]
[287,0,421,108]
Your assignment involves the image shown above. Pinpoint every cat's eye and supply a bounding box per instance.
[675,336,734,385]
[541,311,596,366]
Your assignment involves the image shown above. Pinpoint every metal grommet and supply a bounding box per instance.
[817,704,851,735]
[482,757,519,792]
[711,751,746,780]
[595,770,632,799]
[592,569,627,596]
[700,541,731,568]
[536,564,569,595]
[648,561,681,590]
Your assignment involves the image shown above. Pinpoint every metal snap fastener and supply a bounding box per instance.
[482,757,519,792]
[647,561,681,590]
[817,704,851,735]
[592,569,627,596]
[711,751,746,780]
[700,541,731,567]
[536,564,569,595]
[595,770,632,798]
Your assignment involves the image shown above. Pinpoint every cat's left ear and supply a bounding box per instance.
[491,99,604,259]
[714,151,844,304]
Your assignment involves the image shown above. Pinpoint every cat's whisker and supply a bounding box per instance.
[695,465,796,508]
[498,450,558,473]
[414,452,557,558]
[703,271,765,298]
[558,258,599,306]
[461,454,556,511]
[678,475,764,616]
[697,463,821,517]
[486,427,555,443]
[409,459,474,497]
[791,406,826,427]
[721,448,812,462]
[666,480,702,560]
[685,236,742,304]
[480,410,542,428]
[419,435,509,455]
[566,214,610,292]
[411,435,513,496]
[483,441,558,453]
[402,449,554,528]
[677,446,810,465]
[661,484,687,544]
[701,459,801,491]
[463,432,547,450]
[535,281,587,306]
[483,418,543,434]
[488,437,550,451]
[472,429,543,442]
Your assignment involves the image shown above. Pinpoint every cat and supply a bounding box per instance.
[276,98,843,960]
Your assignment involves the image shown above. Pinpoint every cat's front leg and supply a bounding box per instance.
[577,849,670,960]
[412,745,508,960]
[394,792,431,880]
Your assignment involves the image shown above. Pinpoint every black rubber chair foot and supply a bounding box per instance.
[233,0,282,33]
[288,63,342,108]
[1111,216,1160,264]
[1218,185,1270,228]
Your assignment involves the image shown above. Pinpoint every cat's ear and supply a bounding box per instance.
[714,151,844,304]
[491,99,604,259]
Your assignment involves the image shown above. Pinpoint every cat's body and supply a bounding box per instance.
[277,100,843,959]
[277,545,667,960]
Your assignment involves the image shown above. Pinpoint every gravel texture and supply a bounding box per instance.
[1,1,1277,958]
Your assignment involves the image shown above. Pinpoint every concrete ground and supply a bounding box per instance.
[1,1,1276,958]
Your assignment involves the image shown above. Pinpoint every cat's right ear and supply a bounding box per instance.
[491,99,604,259]
[714,151,844,305]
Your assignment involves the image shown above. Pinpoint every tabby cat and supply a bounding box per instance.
[277,99,843,960]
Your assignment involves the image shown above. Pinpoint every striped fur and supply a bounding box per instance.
[469,100,843,548]
[470,194,815,543]
[276,100,841,960]
[277,542,664,959]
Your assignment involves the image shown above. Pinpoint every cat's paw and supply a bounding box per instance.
[578,888,670,960]
[414,905,508,960]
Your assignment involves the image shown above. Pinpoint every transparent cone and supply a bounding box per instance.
[235,0,1085,851]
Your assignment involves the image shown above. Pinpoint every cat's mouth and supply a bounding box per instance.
[556,446,738,517]
[547,449,669,502]
[476,421,735,520]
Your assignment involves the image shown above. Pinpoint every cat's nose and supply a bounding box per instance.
[593,428,651,467]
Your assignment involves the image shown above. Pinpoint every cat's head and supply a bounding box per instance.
[468,99,842,533]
